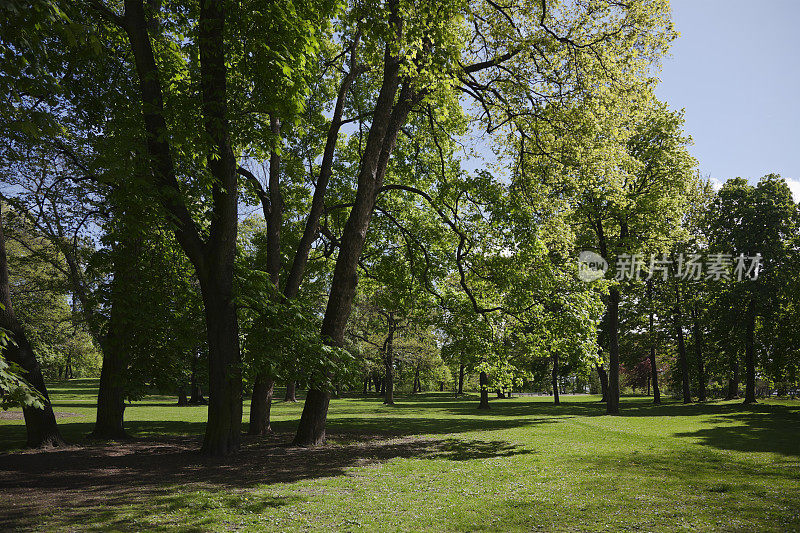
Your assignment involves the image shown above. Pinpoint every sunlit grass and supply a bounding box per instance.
[1,381,798,531]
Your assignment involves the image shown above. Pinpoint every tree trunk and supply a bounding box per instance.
[596,364,609,403]
[284,380,297,402]
[0,206,63,448]
[744,298,757,404]
[552,352,560,405]
[124,0,243,456]
[606,287,621,414]
[248,375,274,436]
[189,353,207,404]
[199,284,242,456]
[293,388,329,446]
[457,363,465,396]
[92,338,127,439]
[726,346,740,399]
[646,280,661,404]
[292,30,417,445]
[692,302,706,402]
[177,388,188,406]
[673,283,691,404]
[478,371,490,409]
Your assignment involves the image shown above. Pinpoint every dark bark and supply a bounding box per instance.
[0,206,63,448]
[673,283,691,404]
[478,371,490,409]
[284,381,297,402]
[551,352,560,405]
[726,347,740,400]
[457,363,465,396]
[92,257,129,440]
[692,302,706,402]
[292,388,329,446]
[189,353,207,404]
[177,389,188,406]
[293,23,418,444]
[91,336,127,439]
[248,375,274,436]
[646,281,661,405]
[596,364,608,402]
[383,314,395,405]
[122,0,243,455]
[744,298,757,404]
[199,283,242,456]
[606,287,621,414]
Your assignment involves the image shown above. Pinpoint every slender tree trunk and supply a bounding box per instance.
[0,206,63,448]
[189,352,207,404]
[726,347,740,400]
[673,283,691,404]
[646,280,661,405]
[552,352,560,405]
[284,381,297,402]
[692,302,706,402]
[596,364,609,402]
[744,298,757,404]
[248,375,274,436]
[292,25,418,444]
[457,363,465,396]
[383,317,395,405]
[478,371,490,409]
[606,287,621,414]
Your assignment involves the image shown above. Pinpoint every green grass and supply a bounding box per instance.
[1,380,799,532]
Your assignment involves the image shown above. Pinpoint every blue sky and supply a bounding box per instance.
[655,0,800,200]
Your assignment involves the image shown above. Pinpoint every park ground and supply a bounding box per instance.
[0,380,799,532]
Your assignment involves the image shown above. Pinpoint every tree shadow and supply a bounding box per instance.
[673,404,800,457]
[0,433,533,531]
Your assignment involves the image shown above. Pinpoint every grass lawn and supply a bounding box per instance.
[1,380,799,532]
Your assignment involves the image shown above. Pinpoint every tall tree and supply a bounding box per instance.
[0,202,63,447]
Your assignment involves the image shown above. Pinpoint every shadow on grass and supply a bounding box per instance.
[0,434,532,531]
[673,404,800,457]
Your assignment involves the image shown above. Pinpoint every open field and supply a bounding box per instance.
[1,380,799,532]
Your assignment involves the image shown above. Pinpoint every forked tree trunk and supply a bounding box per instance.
[292,45,416,445]
[248,375,274,436]
[552,352,560,405]
[0,207,63,448]
[743,298,757,404]
[478,371,490,409]
[123,0,243,456]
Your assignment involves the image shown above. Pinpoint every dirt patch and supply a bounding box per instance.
[0,410,81,420]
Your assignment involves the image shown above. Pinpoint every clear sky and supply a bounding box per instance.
[655,0,800,200]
